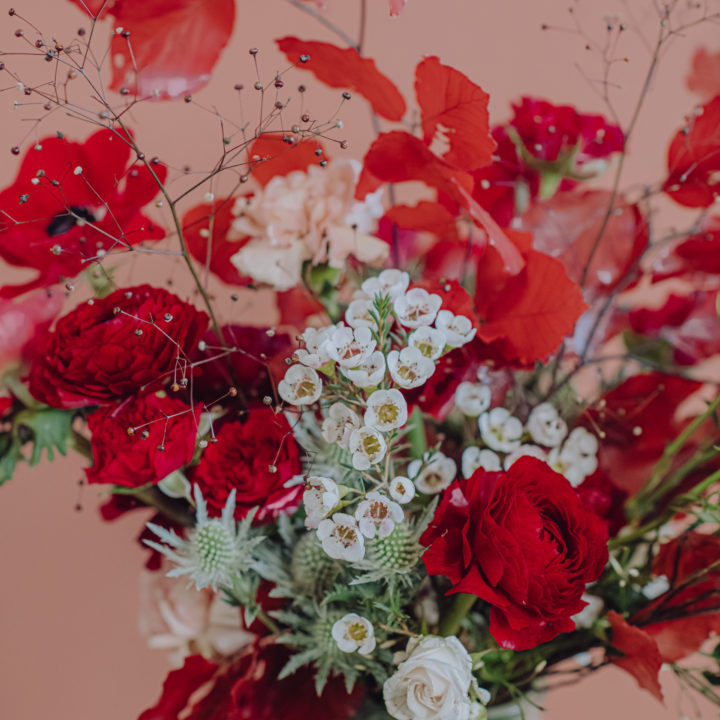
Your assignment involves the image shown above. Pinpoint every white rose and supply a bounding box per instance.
[383,636,476,720]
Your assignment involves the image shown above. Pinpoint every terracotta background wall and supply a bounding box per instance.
[0,0,718,718]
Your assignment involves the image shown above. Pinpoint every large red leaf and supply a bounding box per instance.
[415,56,495,171]
[247,133,327,187]
[275,37,406,121]
[664,96,720,207]
[607,611,664,703]
[687,47,720,100]
[183,199,251,286]
[652,219,720,280]
[70,0,235,99]
[475,247,587,364]
[385,201,459,238]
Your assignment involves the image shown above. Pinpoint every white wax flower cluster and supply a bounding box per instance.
[459,395,599,487]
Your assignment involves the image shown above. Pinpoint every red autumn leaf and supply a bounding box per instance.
[69,0,235,99]
[475,246,587,364]
[182,199,251,286]
[415,56,495,171]
[518,190,649,296]
[687,47,720,100]
[248,133,327,187]
[607,611,664,703]
[275,37,406,121]
[138,654,218,720]
[652,219,720,280]
[421,238,485,281]
[664,96,720,207]
[385,201,460,238]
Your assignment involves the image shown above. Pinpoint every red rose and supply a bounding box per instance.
[139,640,363,720]
[189,407,302,521]
[0,128,166,298]
[85,391,201,487]
[29,284,208,409]
[421,456,608,650]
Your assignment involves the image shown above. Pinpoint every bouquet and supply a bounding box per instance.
[2,0,720,718]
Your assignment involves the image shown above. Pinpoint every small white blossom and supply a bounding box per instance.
[342,350,386,387]
[564,426,599,460]
[322,402,361,449]
[317,513,365,562]
[409,452,457,494]
[349,426,387,470]
[278,364,322,405]
[526,402,568,447]
[408,326,447,360]
[394,288,442,328]
[365,389,408,432]
[478,407,523,452]
[503,444,547,470]
[332,613,376,655]
[461,446,501,478]
[387,347,435,389]
[548,427,599,486]
[361,269,410,300]
[355,491,404,539]
[295,326,333,368]
[454,382,491,416]
[642,575,670,600]
[345,298,378,329]
[390,476,416,504]
[435,310,476,348]
[303,476,340,529]
[322,324,377,368]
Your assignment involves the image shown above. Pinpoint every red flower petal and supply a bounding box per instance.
[607,611,664,703]
[388,0,408,15]
[275,37,406,121]
[664,96,720,207]
[415,56,495,171]
[385,201,459,239]
[687,47,720,100]
[652,219,720,280]
[247,133,328,186]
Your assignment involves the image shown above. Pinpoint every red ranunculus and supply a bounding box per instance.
[85,391,201,487]
[0,129,166,298]
[189,407,302,522]
[29,284,208,409]
[421,456,609,650]
[139,639,364,720]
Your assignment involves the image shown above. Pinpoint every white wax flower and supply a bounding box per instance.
[361,269,410,300]
[355,491,404,539]
[321,402,362,449]
[461,446,501,478]
[394,288,443,328]
[365,388,408,432]
[503,444,547,470]
[303,476,340,529]
[408,326,447,360]
[323,325,376,368]
[332,613,376,655]
[434,310,476,348]
[278,364,322,406]
[526,402,568,447]
[454,382,491,417]
[345,298,378,329]
[548,427,599,486]
[390,476,416,504]
[383,636,480,720]
[317,513,365,562]
[387,347,435,389]
[564,426,599,460]
[478,407,523,452]
[408,452,457,494]
[342,350,386,387]
[295,326,333,368]
[349,426,387,470]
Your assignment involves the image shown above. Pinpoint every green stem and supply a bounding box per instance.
[439,593,476,637]
[407,406,427,460]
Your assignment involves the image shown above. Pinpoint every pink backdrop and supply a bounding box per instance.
[1,0,718,717]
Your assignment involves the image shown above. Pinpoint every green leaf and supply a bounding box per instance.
[0,432,21,485]
[13,407,74,465]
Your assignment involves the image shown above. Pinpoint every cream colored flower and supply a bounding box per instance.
[295,326,334,368]
[322,324,376,368]
[408,326,447,360]
[454,382,491,417]
[321,402,361,449]
[331,613,376,655]
[389,476,416,504]
[341,350,386,388]
[345,298,378,329]
[503,444,547,470]
[355,491,404,539]
[387,347,435,389]
[303,476,340,529]
[478,407,523,452]
[435,310,476,348]
[361,268,410,300]
[349,426,387,470]
[408,452,457,494]
[526,402,568,447]
[365,388,408,432]
[278,364,322,405]
[317,513,365,562]
[394,288,443,328]
[461,446,501,478]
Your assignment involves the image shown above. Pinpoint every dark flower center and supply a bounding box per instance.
[46,206,96,237]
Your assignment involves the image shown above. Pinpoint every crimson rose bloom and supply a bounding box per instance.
[29,284,208,409]
[85,392,200,487]
[189,407,302,521]
[421,456,608,650]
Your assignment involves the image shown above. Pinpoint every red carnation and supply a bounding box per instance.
[421,456,608,650]
[0,129,166,298]
[189,407,302,522]
[85,392,201,487]
[29,284,208,409]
